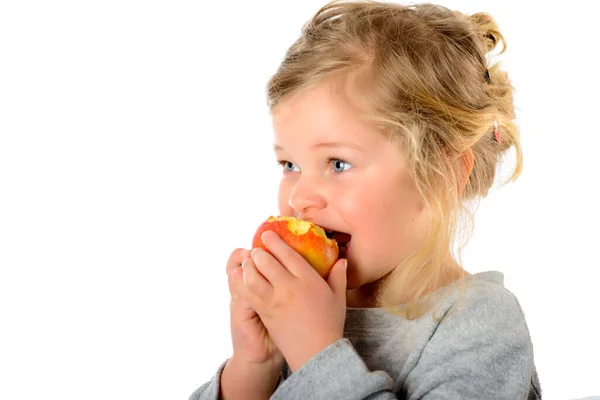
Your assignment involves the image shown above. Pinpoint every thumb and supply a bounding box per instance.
[327,258,348,296]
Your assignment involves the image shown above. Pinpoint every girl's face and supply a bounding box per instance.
[272,79,431,300]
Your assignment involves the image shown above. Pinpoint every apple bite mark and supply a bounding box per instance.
[252,216,340,278]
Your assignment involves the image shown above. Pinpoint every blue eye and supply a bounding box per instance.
[331,158,353,173]
[278,160,299,172]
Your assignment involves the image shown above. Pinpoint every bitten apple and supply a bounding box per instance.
[252,216,339,278]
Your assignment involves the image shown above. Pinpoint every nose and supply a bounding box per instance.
[288,175,326,214]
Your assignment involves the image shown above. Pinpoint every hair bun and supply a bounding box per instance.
[469,12,506,54]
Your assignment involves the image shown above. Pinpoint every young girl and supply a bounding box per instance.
[191,1,541,398]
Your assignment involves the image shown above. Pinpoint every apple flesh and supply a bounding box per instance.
[252,216,339,278]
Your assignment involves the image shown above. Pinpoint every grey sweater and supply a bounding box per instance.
[189,271,542,399]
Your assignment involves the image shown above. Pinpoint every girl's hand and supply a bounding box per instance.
[226,248,284,370]
[233,230,348,373]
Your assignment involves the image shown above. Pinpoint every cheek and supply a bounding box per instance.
[334,184,366,221]
[343,178,423,248]
[337,188,389,244]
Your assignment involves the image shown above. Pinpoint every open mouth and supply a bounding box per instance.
[325,230,352,258]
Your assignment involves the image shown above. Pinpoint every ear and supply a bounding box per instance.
[458,148,474,195]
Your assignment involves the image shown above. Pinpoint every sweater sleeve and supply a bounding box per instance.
[271,339,397,400]
[403,285,541,400]
[188,360,227,400]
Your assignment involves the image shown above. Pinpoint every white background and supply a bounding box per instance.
[1,1,598,399]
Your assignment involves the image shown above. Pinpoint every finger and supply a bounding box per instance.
[232,263,264,311]
[251,247,294,286]
[226,248,252,304]
[260,230,312,278]
[227,267,243,300]
[327,258,348,298]
[226,248,251,275]
[241,257,273,302]
[228,267,254,310]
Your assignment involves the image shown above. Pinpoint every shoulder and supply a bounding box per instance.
[432,271,532,343]
[453,271,526,319]
[462,271,523,305]
[405,272,539,397]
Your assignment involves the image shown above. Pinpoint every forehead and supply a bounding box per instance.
[271,79,381,149]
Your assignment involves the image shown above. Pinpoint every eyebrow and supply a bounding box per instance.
[273,141,361,151]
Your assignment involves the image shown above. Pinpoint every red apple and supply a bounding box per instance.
[252,215,339,278]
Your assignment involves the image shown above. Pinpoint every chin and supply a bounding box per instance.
[345,257,392,294]
[344,262,362,290]
[346,279,361,291]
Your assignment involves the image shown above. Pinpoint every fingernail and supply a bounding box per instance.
[261,230,272,243]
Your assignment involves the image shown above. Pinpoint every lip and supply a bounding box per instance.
[320,225,338,233]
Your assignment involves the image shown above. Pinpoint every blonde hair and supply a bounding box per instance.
[265,0,522,318]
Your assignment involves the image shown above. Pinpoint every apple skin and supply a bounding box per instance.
[251,216,339,278]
